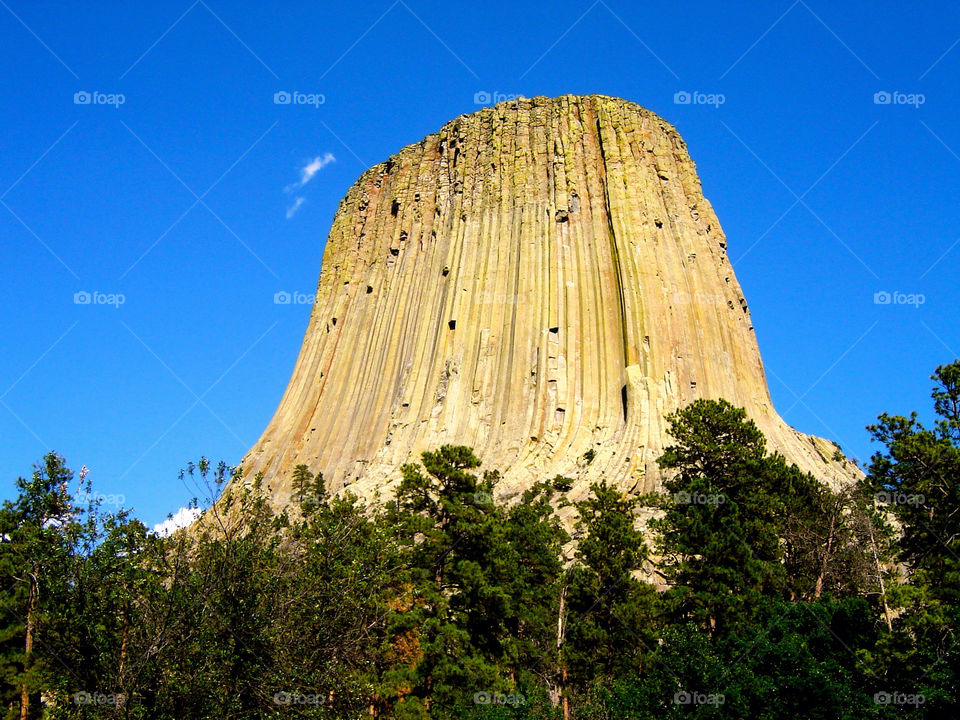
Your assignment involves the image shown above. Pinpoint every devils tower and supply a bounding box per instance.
[242,94,858,506]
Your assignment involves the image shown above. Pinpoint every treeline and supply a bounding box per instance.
[1,362,958,718]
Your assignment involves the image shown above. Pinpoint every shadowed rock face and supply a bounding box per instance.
[241,94,858,507]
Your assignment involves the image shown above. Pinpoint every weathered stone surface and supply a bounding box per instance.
[239,94,859,509]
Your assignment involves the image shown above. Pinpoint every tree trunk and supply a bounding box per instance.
[118,605,129,685]
[868,524,893,631]
[814,501,839,599]
[19,571,37,720]
[556,584,569,720]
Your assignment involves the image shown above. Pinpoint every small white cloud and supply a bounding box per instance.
[299,152,335,186]
[286,196,306,219]
[153,506,201,537]
[285,153,336,193]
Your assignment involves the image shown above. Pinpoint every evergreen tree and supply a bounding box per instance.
[650,399,793,634]
[0,453,76,719]
[866,360,960,713]
[383,446,567,717]
[562,481,658,697]
[869,361,960,603]
[498,482,568,703]
[385,446,508,715]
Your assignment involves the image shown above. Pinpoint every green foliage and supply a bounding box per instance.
[648,399,887,640]
[864,359,960,714]
[3,365,958,717]
[563,481,658,689]
[501,483,568,689]
[868,362,960,602]
[385,446,567,713]
[651,399,793,633]
[0,453,76,718]
[573,598,879,720]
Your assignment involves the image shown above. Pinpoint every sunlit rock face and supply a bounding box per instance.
[240,94,858,508]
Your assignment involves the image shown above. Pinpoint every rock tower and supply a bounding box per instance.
[241,95,858,506]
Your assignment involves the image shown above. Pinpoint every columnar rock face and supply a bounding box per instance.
[242,94,858,507]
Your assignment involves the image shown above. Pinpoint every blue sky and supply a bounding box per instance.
[1,0,958,529]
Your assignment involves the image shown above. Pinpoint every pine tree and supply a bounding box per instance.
[869,361,960,603]
[866,360,960,713]
[0,453,75,719]
[500,482,568,699]
[562,481,657,696]
[384,446,506,713]
[651,399,792,634]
